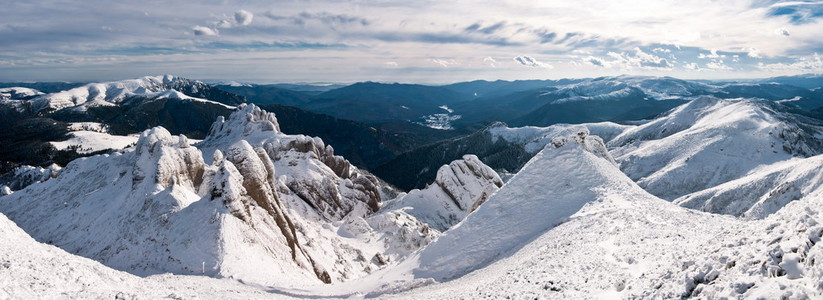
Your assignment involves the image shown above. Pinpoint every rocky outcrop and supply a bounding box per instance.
[383,154,504,231]
[0,164,61,193]
[203,104,382,220]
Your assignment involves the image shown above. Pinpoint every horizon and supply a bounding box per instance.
[2,1,823,83]
[1,73,820,87]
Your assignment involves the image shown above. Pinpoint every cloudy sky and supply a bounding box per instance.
[1,0,822,83]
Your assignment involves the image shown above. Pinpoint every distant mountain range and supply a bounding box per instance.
[217,74,823,132]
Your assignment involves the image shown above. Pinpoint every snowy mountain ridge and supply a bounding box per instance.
[29,75,241,112]
[610,96,823,200]
[0,104,444,287]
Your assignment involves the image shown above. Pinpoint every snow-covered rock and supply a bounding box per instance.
[487,121,631,153]
[0,104,436,287]
[0,164,60,192]
[382,155,503,231]
[610,96,823,200]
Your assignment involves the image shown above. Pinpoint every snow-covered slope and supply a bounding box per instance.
[675,154,823,219]
[0,212,277,299]
[0,87,43,100]
[610,96,823,200]
[382,155,503,231]
[541,76,718,104]
[0,104,436,287]
[412,129,618,281]
[371,129,823,299]
[29,75,242,112]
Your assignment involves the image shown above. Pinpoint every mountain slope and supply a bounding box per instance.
[610,96,823,200]
[0,211,280,299]
[258,104,423,169]
[217,84,313,106]
[30,75,243,112]
[0,104,436,287]
[375,131,823,299]
[373,121,630,190]
[304,82,471,123]
[412,129,620,280]
[675,154,823,219]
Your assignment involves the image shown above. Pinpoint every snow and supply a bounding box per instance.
[0,212,277,299]
[27,75,235,112]
[50,131,139,154]
[417,113,461,130]
[488,121,631,153]
[30,75,176,111]
[1,104,437,290]
[412,129,622,281]
[609,96,823,200]
[675,155,823,219]
[5,95,823,298]
[378,132,823,299]
[0,87,43,100]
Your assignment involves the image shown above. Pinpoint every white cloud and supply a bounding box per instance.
[192,26,219,36]
[384,61,399,67]
[745,47,762,58]
[216,20,232,28]
[698,48,724,59]
[513,56,552,68]
[430,58,457,68]
[684,62,700,70]
[585,56,606,67]
[483,56,497,68]
[758,53,823,72]
[594,48,672,70]
[706,60,732,70]
[235,10,254,26]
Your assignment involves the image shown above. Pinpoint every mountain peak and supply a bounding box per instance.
[414,131,630,280]
[203,104,281,145]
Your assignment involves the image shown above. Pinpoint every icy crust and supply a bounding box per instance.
[675,155,823,219]
[382,155,504,231]
[609,96,823,200]
[0,104,436,287]
[412,130,621,281]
